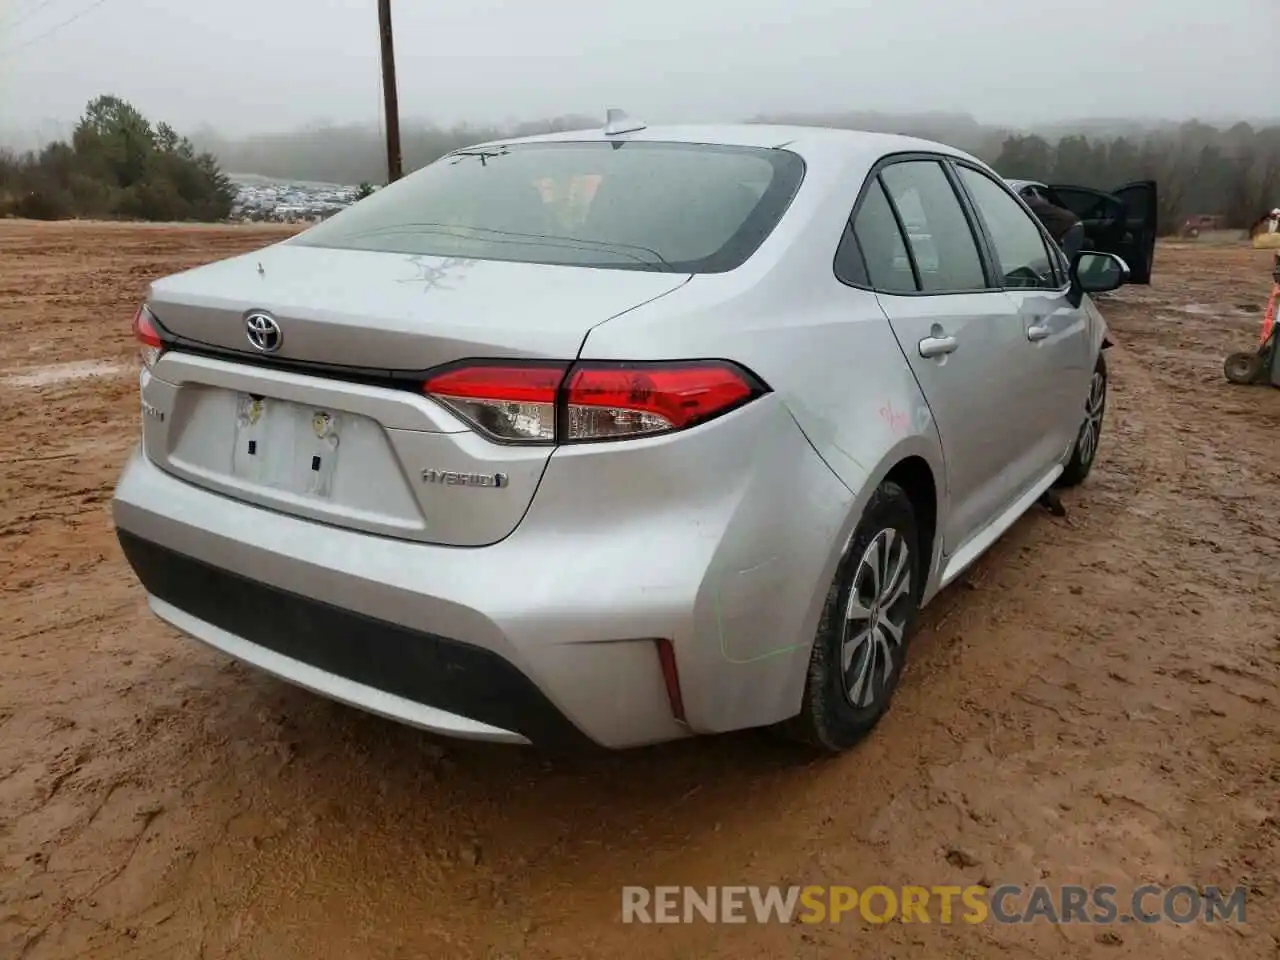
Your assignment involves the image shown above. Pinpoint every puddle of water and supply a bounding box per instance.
[1179,303,1243,317]
[2,359,129,387]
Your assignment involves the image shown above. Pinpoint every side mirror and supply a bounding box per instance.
[1067,251,1129,306]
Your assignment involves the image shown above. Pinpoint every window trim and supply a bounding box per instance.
[876,175,924,293]
[833,151,1002,298]
[832,219,870,287]
[947,159,1071,294]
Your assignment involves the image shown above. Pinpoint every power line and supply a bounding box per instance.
[2,0,70,32]
[0,0,110,57]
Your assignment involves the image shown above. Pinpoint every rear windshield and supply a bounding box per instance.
[291,141,805,273]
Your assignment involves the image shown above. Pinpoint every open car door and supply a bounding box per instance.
[1110,180,1158,284]
[1045,180,1158,284]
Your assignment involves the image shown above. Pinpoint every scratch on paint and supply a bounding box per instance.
[879,402,909,436]
[782,396,868,478]
[711,564,805,664]
[397,255,477,293]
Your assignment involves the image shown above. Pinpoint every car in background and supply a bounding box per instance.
[1006,177,1158,283]
[112,116,1129,754]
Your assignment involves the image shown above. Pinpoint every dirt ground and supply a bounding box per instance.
[1,221,1278,960]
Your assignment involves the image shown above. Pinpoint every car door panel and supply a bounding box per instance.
[1110,180,1158,283]
[874,291,1033,551]
[1003,288,1091,461]
[959,165,1093,480]
[857,158,1038,555]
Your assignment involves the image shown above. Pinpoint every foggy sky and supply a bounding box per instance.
[2,0,1277,141]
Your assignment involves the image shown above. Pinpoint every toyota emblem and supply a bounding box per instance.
[245,311,282,353]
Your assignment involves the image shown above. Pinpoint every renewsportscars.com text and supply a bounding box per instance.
[621,884,1247,925]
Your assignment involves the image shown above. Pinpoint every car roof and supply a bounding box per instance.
[464,123,982,167]
[1005,178,1047,192]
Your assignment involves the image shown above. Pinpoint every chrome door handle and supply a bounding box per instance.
[1027,323,1052,341]
[918,335,958,358]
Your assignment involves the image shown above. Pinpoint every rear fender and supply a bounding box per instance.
[757,431,946,726]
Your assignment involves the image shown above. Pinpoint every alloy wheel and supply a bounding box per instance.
[841,528,912,708]
[1078,369,1106,466]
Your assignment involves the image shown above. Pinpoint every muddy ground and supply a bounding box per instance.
[1,221,1277,960]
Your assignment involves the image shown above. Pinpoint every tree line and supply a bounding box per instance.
[0,96,235,221]
[185,111,1280,233]
[991,120,1280,232]
[2,97,1277,230]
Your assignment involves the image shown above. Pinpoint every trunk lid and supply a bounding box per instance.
[141,245,690,546]
[147,242,690,369]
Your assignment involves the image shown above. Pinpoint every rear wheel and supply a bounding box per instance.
[1224,351,1264,385]
[784,482,920,753]
[1056,353,1107,488]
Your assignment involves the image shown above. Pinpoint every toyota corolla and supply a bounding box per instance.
[112,114,1124,752]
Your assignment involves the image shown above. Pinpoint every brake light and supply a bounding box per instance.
[565,362,755,441]
[133,304,164,371]
[423,363,567,443]
[421,360,764,444]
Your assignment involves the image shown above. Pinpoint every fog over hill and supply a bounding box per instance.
[5,106,1277,230]
[4,111,1277,186]
[171,111,1278,186]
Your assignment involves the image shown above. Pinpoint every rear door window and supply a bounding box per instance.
[877,160,988,293]
[851,180,917,294]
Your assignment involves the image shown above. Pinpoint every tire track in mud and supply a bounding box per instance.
[0,226,1277,960]
[543,334,1277,960]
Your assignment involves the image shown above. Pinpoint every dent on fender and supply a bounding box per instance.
[780,395,869,490]
[704,403,856,665]
[782,394,935,485]
[712,394,937,664]
[709,557,803,664]
[702,393,936,665]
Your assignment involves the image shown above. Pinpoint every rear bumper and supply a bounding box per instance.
[116,529,588,749]
[111,393,851,749]
[112,447,685,750]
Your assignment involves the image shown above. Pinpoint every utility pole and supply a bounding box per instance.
[377,0,403,182]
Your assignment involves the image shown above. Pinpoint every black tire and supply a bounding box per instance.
[1223,351,1264,385]
[1056,352,1108,488]
[783,481,921,753]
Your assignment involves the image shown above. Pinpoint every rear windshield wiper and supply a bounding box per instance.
[448,148,510,166]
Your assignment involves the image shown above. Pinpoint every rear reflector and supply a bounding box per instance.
[655,638,687,724]
[132,304,164,370]
[422,360,763,445]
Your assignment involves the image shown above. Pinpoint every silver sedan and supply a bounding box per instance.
[112,114,1125,752]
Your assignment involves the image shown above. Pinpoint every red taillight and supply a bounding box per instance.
[422,360,763,444]
[423,363,567,443]
[133,304,164,370]
[565,362,754,441]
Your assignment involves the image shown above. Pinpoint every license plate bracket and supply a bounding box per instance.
[232,394,342,497]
